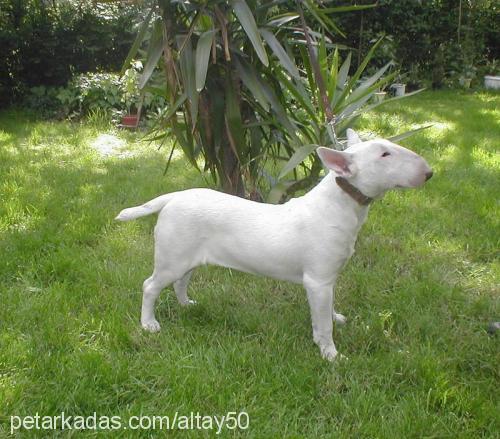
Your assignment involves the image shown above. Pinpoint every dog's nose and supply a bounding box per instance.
[425,171,433,181]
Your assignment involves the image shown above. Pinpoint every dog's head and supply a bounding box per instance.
[317,129,433,199]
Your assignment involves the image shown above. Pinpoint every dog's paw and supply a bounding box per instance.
[180,299,197,306]
[333,312,347,325]
[141,319,161,332]
[320,345,338,362]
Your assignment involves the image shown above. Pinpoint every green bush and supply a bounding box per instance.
[69,73,123,115]
[0,0,141,104]
[22,62,167,122]
[317,0,499,88]
[21,86,62,118]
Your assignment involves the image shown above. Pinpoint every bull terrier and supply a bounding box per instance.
[116,129,432,361]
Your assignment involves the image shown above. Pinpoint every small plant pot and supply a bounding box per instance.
[392,83,406,97]
[374,91,387,103]
[484,75,500,90]
[121,114,139,128]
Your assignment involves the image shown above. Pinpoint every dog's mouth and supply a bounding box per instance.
[394,182,415,189]
[398,170,433,189]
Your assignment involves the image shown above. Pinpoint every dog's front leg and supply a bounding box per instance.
[304,278,338,361]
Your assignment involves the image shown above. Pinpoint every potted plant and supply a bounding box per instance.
[120,61,142,128]
[374,89,386,102]
[459,64,476,89]
[484,59,500,90]
[374,84,388,103]
[391,73,406,96]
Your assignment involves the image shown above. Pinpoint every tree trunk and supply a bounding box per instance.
[220,134,245,197]
[221,62,245,197]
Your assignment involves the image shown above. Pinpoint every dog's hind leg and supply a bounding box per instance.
[141,271,178,332]
[332,311,347,325]
[174,270,196,306]
[332,287,347,325]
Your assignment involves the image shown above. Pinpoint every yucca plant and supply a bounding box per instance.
[270,33,426,200]
[122,0,380,199]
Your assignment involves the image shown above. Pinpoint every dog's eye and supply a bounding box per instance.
[381,151,391,157]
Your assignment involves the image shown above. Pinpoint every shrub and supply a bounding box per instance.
[69,73,123,116]
[21,86,62,118]
[327,0,499,88]
[0,0,141,104]
[22,61,167,122]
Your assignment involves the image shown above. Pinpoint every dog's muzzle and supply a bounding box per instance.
[425,171,433,181]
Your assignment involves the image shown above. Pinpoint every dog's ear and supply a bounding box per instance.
[317,147,355,177]
[346,128,362,146]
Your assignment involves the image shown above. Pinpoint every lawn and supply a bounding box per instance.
[0,90,498,437]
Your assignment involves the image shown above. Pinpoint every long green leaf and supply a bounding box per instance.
[335,37,384,106]
[361,88,425,114]
[298,44,317,101]
[346,62,393,104]
[278,144,320,179]
[322,4,378,13]
[177,10,202,56]
[139,19,164,90]
[337,93,374,121]
[235,57,270,111]
[327,47,339,99]
[275,69,316,120]
[336,52,351,92]
[335,89,425,133]
[318,32,328,76]
[195,29,217,91]
[266,12,299,27]
[177,35,198,127]
[304,0,345,37]
[142,131,168,143]
[388,125,434,143]
[161,92,187,124]
[260,81,300,146]
[172,120,199,170]
[260,29,300,79]
[121,7,154,75]
[232,0,269,66]
[267,180,295,204]
[338,70,398,116]
[145,92,188,142]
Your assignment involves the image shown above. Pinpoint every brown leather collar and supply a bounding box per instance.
[335,176,373,206]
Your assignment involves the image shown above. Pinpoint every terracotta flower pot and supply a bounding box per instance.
[121,114,139,127]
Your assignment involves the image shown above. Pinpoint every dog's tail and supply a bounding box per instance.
[115,193,174,221]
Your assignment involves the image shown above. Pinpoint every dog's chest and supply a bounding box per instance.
[309,206,368,264]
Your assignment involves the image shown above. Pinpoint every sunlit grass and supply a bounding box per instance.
[0,91,498,437]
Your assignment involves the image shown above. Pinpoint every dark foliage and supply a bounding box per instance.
[0,0,141,105]
[330,0,499,88]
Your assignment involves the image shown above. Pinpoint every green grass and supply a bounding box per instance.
[0,90,498,438]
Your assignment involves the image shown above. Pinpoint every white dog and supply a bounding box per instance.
[116,129,432,361]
